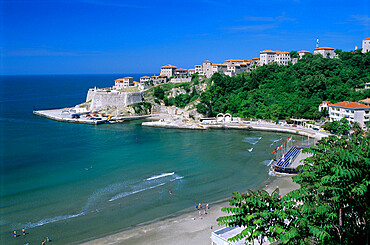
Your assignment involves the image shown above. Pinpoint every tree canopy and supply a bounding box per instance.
[218,135,370,244]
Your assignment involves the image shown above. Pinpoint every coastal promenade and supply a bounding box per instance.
[142,120,330,140]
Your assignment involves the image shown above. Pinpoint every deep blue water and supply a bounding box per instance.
[0,74,302,244]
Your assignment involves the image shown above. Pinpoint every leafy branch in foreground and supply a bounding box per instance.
[218,135,370,244]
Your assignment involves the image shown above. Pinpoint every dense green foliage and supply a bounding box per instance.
[197,51,370,120]
[321,117,351,135]
[150,80,201,108]
[130,102,152,114]
[163,89,198,108]
[218,135,370,244]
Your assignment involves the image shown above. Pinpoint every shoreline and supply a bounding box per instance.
[142,120,330,140]
[79,175,300,245]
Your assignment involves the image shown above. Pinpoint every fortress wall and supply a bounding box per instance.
[86,89,143,111]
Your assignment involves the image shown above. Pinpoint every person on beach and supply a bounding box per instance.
[199,210,202,216]
[46,236,50,242]
[13,230,16,238]
[206,204,209,210]
[204,210,207,215]
[196,205,199,210]
[169,190,172,195]
[22,228,25,236]
[42,240,46,245]
[199,203,201,209]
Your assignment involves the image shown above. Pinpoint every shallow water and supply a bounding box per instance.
[0,75,308,244]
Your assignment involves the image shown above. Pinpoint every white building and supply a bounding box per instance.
[140,76,150,84]
[274,51,291,65]
[188,69,195,76]
[223,59,244,66]
[298,50,310,59]
[212,63,228,74]
[114,77,133,90]
[363,37,370,53]
[251,57,260,67]
[260,50,291,65]
[329,101,370,127]
[195,65,203,75]
[202,60,213,78]
[319,101,332,112]
[174,68,188,78]
[314,47,338,58]
[160,64,177,77]
[260,50,276,65]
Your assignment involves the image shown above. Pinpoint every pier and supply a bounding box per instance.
[33,108,151,125]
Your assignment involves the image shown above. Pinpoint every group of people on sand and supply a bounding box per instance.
[13,228,51,244]
[196,203,209,216]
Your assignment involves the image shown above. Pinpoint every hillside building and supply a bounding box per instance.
[260,50,291,65]
[329,101,370,127]
[319,101,332,112]
[140,76,150,84]
[223,59,244,66]
[260,50,276,65]
[274,51,291,65]
[202,60,213,78]
[160,64,177,77]
[363,37,370,53]
[188,69,195,76]
[314,47,338,59]
[174,68,188,78]
[211,63,228,74]
[298,50,310,59]
[114,77,133,90]
[251,57,260,66]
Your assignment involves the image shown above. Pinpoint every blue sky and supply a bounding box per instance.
[1,0,369,74]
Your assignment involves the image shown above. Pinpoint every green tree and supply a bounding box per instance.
[153,86,165,100]
[218,135,370,244]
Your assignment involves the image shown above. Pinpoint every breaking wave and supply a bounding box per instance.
[243,136,262,145]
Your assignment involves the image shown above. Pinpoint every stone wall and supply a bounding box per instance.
[86,89,143,111]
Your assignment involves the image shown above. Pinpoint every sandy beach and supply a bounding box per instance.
[80,175,300,245]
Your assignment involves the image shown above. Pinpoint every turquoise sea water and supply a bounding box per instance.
[0,75,305,245]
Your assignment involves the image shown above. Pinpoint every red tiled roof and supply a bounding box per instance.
[158,74,167,77]
[319,101,332,106]
[330,101,370,109]
[133,81,140,84]
[359,98,370,103]
[261,50,276,53]
[203,60,211,63]
[115,78,123,82]
[314,47,334,50]
[161,64,177,69]
[175,68,187,71]
[123,77,133,79]
[363,37,370,40]
[275,51,289,54]
[224,59,244,62]
[252,57,260,60]
[140,76,150,78]
[298,50,310,53]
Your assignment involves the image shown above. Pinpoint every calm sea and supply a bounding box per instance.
[0,74,305,244]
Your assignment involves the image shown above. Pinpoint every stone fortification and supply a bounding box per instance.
[86,88,143,111]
